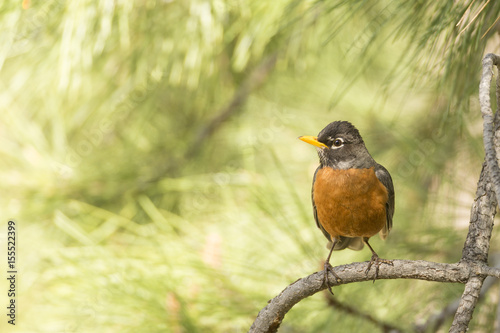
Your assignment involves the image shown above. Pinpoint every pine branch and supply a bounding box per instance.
[249,259,500,333]
[478,53,500,207]
[449,53,500,333]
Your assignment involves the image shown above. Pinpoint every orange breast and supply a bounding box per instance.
[313,167,388,239]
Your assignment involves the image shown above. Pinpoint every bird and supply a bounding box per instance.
[299,121,395,294]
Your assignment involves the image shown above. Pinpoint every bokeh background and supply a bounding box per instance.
[1,0,500,332]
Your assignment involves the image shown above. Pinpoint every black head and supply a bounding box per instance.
[300,121,375,169]
[317,121,364,147]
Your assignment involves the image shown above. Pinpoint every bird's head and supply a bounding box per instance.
[299,121,373,169]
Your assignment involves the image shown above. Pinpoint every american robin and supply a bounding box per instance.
[299,121,395,294]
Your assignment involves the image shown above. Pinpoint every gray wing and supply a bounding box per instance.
[312,166,364,251]
[375,164,395,239]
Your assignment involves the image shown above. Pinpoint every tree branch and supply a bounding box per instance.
[479,53,500,206]
[449,53,500,333]
[249,260,470,333]
[459,163,496,264]
[449,276,486,333]
[477,265,500,279]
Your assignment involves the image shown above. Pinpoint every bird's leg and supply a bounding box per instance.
[363,238,393,282]
[324,239,342,295]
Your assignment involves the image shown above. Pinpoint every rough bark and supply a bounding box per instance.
[449,53,500,333]
[249,260,500,333]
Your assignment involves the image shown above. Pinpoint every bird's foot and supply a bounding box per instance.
[365,254,393,283]
[324,262,342,295]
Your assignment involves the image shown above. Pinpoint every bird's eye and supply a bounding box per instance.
[333,138,344,147]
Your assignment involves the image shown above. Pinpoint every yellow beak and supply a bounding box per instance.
[298,135,328,148]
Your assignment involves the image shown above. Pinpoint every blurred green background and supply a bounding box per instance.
[1,0,500,332]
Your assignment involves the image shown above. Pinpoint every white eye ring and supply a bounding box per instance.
[331,137,344,148]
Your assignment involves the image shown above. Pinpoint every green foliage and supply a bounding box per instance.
[0,0,499,332]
